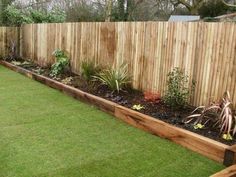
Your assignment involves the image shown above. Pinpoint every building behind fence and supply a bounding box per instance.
[0,22,235,106]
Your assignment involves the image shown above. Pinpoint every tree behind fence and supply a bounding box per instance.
[1,22,236,106]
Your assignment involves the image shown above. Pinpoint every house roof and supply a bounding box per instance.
[168,15,200,22]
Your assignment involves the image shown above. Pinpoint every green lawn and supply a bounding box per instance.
[0,65,224,177]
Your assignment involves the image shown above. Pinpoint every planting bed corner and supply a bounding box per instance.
[211,164,236,177]
[0,60,235,166]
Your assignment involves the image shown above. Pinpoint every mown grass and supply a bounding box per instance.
[0,66,224,177]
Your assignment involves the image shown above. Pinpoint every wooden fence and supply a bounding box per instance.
[0,27,20,58]
[2,22,236,106]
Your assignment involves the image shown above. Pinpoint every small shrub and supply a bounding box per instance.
[94,63,131,93]
[4,5,65,26]
[164,67,195,109]
[50,49,69,77]
[4,5,33,26]
[81,61,100,81]
[52,49,67,59]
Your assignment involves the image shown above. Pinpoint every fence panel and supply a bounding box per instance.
[0,27,20,58]
[7,22,236,106]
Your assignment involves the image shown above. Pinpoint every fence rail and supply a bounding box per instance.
[1,22,236,106]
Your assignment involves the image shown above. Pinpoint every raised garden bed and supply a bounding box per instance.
[0,60,235,165]
[6,59,236,145]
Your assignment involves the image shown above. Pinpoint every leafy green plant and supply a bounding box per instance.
[164,67,195,109]
[50,49,69,77]
[46,8,66,23]
[29,9,47,23]
[3,5,65,26]
[94,63,131,93]
[4,5,33,26]
[29,8,66,23]
[81,61,100,81]
[52,49,67,58]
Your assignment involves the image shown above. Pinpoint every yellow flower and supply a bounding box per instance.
[193,123,204,130]
[132,104,144,111]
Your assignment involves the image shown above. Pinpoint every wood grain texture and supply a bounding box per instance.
[17,22,236,107]
[0,27,20,58]
[211,165,236,177]
[0,60,231,164]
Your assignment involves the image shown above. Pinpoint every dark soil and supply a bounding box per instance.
[4,59,236,146]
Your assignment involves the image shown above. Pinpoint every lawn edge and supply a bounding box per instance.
[0,60,232,166]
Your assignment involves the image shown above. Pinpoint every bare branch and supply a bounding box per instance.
[221,0,236,8]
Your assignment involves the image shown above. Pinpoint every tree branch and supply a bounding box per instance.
[221,0,236,8]
[178,0,192,10]
[193,0,204,9]
[170,0,191,11]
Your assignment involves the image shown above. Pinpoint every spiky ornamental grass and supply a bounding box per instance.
[184,105,220,128]
[94,63,132,93]
[185,91,236,140]
[81,61,101,81]
[217,92,236,139]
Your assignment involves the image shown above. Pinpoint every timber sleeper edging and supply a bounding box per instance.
[224,145,236,167]
[0,60,233,166]
[210,164,236,177]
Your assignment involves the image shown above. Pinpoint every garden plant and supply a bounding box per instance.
[50,49,70,77]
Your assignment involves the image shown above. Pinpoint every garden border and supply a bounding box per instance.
[0,60,234,166]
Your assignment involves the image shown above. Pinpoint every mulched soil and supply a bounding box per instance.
[4,59,236,145]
